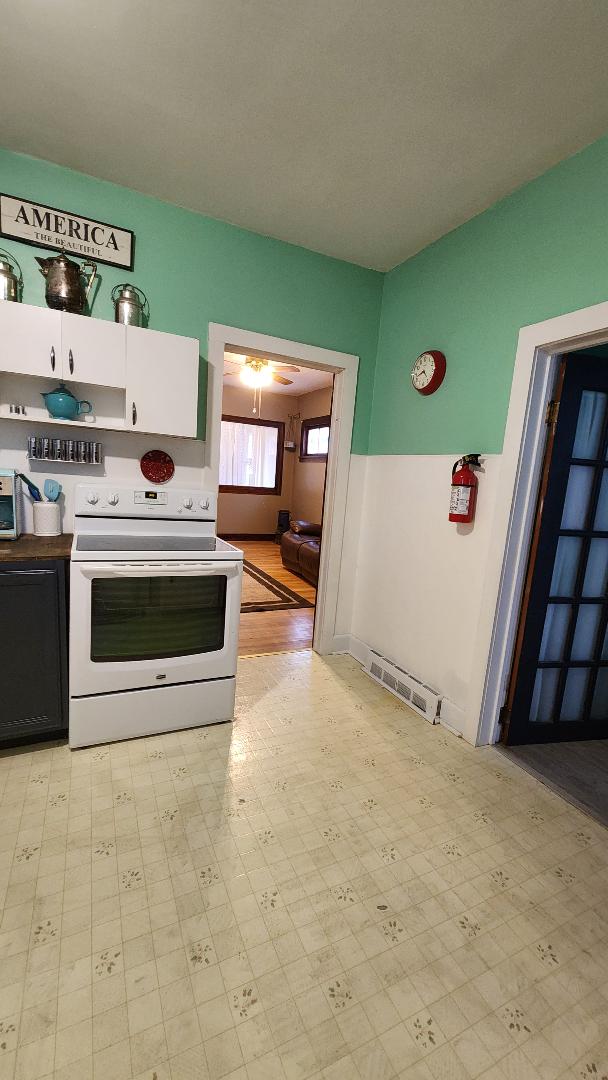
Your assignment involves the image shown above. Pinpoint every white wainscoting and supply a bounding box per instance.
[347,453,502,744]
[333,454,368,645]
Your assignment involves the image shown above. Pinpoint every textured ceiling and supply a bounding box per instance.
[1,1,608,269]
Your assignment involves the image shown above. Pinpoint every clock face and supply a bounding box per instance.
[411,350,446,395]
[411,352,436,390]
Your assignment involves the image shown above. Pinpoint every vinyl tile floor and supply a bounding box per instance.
[0,650,607,1080]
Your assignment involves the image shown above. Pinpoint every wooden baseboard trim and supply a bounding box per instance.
[220,533,277,541]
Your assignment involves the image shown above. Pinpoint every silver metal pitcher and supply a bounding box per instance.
[111,283,149,326]
[36,250,97,314]
[0,248,23,302]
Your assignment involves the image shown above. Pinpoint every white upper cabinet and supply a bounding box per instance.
[0,301,60,378]
[0,302,126,386]
[61,313,126,388]
[126,325,199,438]
[0,301,200,438]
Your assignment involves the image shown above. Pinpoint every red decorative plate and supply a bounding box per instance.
[140,450,175,484]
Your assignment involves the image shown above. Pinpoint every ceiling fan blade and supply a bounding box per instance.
[274,365,300,373]
[272,374,293,385]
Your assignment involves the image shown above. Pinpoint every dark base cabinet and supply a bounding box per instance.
[0,559,68,746]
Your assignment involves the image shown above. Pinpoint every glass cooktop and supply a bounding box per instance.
[76,535,221,552]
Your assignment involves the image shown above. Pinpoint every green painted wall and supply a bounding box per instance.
[369,132,608,455]
[6,132,608,460]
[0,149,383,452]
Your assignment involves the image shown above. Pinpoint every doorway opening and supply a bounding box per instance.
[207,323,358,661]
[498,343,608,825]
[218,348,334,655]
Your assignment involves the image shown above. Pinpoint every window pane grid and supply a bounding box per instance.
[537,660,608,667]
[532,389,608,727]
[300,414,331,460]
[307,426,329,455]
[546,597,608,604]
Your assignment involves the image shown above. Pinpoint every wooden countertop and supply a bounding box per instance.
[0,533,72,562]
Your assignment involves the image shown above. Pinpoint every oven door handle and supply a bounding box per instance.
[77,561,242,577]
[111,567,239,577]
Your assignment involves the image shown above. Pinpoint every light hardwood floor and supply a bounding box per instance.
[231,539,316,655]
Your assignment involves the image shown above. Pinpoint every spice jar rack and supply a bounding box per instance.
[27,435,103,465]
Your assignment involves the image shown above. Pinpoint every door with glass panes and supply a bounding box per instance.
[505,354,608,744]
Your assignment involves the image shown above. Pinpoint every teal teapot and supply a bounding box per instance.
[42,383,92,421]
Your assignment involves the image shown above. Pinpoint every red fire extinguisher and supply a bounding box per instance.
[449,454,481,524]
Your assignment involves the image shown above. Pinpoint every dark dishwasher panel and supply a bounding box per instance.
[0,559,68,745]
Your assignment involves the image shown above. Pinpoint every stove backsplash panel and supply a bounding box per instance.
[0,426,209,534]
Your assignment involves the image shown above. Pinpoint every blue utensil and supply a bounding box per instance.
[44,479,62,502]
[17,472,42,502]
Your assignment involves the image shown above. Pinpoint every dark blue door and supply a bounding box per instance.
[507,355,608,743]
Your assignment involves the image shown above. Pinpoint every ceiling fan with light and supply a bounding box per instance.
[223,350,301,414]
[223,352,300,387]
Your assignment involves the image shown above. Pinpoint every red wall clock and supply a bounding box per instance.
[411,350,447,395]
[140,450,175,484]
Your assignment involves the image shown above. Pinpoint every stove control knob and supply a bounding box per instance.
[107,493,119,506]
[200,498,210,510]
[86,491,98,505]
[183,496,193,509]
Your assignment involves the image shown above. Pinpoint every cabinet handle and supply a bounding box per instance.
[50,346,55,372]
[132,402,137,426]
[69,349,74,375]
[2,569,55,576]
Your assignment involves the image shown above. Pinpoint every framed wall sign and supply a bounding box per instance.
[0,193,135,270]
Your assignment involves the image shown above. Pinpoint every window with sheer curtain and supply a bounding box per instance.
[219,415,284,494]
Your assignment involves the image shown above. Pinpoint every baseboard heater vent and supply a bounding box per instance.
[365,650,442,724]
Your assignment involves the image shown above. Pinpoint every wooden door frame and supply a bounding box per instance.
[207,322,358,656]
[475,300,608,746]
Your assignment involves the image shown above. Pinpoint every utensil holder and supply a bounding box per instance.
[33,501,61,537]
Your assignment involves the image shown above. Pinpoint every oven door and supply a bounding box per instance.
[70,560,242,696]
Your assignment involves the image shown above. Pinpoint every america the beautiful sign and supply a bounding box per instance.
[0,194,135,270]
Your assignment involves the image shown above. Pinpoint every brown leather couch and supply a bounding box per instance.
[280,519,322,586]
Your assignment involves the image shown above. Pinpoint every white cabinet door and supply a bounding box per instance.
[61,313,126,388]
[0,301,60,377]
[126,326,199,437]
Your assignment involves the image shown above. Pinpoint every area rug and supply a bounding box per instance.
[241,560,314,613]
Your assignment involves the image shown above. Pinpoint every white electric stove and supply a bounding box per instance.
[69,483,243,748]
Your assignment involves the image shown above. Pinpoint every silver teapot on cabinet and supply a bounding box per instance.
[0,248,23,302]
[111,283,149,327]
[36,250,97,314]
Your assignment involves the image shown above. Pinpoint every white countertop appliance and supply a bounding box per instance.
[69,483,243,748]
